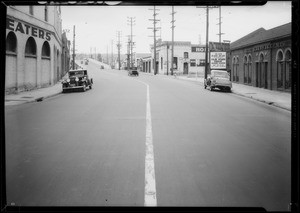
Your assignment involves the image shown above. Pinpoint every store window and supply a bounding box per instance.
[25,37,37,56]
[6,32,17,53]
[42,41,50,58]
[276,50,284,89]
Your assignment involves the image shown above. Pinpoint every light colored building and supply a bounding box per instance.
[5,5,68,94]
[145,40,206,76]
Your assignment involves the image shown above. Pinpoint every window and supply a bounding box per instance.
[29,6,34,15]
[285,50,291,90]
[248,55,252,84]
[25,37,37,56]
[45,6,48,22]
[161,57,163,69]
[184,52,188,59]
[276,50,284,89]
[42,41,50,58]
[190,59,196,67]
[6,32,17,53]
[243,56,248,83]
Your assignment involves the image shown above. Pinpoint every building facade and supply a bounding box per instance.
[229,22,292,92]
[5,5,69,94]
[144,40,206,76]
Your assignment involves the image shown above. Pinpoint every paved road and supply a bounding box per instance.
[5,60,291,210]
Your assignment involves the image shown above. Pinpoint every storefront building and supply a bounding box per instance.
[146,40,206,76]
[5,5,68,94]
[229,22,291,92]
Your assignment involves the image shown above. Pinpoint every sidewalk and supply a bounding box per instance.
[141,72,291,112]
[5,75,68,106]
[5,71,291,112]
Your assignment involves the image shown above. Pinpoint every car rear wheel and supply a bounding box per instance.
[89,85,92,89]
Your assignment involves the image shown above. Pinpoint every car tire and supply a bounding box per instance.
[89,85,92,89]
[210,86,213,91]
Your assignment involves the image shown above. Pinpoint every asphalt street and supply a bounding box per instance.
[5,60,291,210]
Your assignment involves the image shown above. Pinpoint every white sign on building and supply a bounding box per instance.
[210,52,226,69]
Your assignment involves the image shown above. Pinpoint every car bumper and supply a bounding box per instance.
[211,83,232,88]
[62,85,84,90]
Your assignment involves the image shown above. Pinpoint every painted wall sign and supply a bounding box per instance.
[6,17,51,41]
[210,52,226,69]
[191,47,206,52]
[253,42,285,52]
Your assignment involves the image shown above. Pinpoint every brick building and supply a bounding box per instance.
[229,22,292,92]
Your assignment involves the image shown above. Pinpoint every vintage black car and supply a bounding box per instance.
[62,69,93,93]
[128,67,139,76]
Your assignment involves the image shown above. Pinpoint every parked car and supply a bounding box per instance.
[128,67,139,76]
[204,69,232,92]
[62,69,93,93]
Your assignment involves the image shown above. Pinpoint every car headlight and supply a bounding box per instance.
[67,79,70,83]
[75,77,79,82]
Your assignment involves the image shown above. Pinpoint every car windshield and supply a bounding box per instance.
[69,71,84,77]
[212,71,229,78]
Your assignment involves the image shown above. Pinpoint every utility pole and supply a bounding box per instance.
[116,31,122,70]
[170,6,176,75]
[197,5,218,79]
[216,6,224,44]
[111,39,114,69]
[148,6,160,75]
[127,17,136,68]
[72,25,75,69]
[127,36,130,70]
[106,45,109,65]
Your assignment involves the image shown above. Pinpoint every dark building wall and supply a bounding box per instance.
[229,37,291,92]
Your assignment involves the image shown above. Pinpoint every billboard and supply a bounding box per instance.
[210,52,226,69]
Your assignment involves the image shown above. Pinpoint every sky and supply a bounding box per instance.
[60,1,292,55]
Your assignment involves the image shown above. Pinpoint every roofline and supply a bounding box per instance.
[230,34,291,51]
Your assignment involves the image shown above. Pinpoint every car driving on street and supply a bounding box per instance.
[204,69,232,92]
[128,67,139,76]
[62,69,93,93]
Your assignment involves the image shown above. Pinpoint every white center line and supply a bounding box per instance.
[116,76,157,206]
[144,83,157,206]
